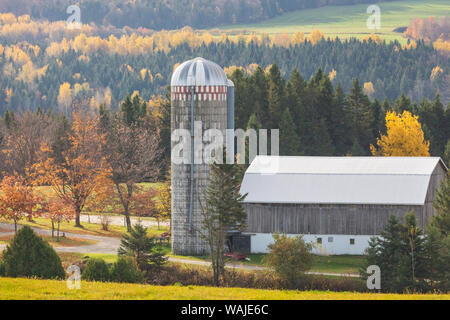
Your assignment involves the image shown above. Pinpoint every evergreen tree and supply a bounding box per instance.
[249,66,269,127]
[201,161,247,285]
[346,79,375,151]
[267,64,285,128]
[279,108,300,155]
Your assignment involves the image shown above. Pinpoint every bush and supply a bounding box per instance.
[110,257,144,283]
[263,234,314,287]
[1,226,65,279]
[81,258,110,282]
[146,263,366,292]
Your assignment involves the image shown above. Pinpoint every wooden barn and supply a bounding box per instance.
[239,156,448,255]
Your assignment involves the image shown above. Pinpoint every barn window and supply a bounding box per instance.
[328,237,334,243]
[317,237,322,244]
[350,238,355,245]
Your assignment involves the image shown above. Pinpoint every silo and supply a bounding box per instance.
[170,57,233,255]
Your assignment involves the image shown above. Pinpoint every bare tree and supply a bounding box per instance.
[102,116,160,231]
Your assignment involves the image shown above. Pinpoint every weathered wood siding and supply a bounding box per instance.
[245,203,424,235]
[423,162,447,223]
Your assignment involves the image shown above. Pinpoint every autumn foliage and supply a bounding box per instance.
[0,175,40,231]
[370,111,430,157]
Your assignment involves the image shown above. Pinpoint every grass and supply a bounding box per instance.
[217,0,449,43]
[0,217,169,238]
[0,277,447,300]
[0,235,97,247]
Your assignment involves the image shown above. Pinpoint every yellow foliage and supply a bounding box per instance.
[4,45,31,65]
[57,82,72,110]
[140,68,147,80]
[362,33,383,44]
[363,82,375,97]
[402,40,417,50]
[430,66,443,81]
[370,111,430,156]
[224,65,243,76]
[292,32,305,45]
[309,29,325,45]
[328,69,337,81]
[433,39,450,52]
[272,33,291,48]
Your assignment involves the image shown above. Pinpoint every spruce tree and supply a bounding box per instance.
[267,64,285,128]
[201,161,247,285]
[279,108,300,155]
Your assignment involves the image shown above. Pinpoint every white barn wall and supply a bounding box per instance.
[248,233,374,255]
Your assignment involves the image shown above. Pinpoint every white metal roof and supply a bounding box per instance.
[240,156,446,205]
[171,57,229,86]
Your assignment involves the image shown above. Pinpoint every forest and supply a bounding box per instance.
[0,28,448,115]
[0,0,392,30]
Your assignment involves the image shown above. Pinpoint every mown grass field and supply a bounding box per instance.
[0,277,447,300]
[217,0,448,43]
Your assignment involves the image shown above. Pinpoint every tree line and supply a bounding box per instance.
[0,0,390,30]
[1,36,448,116]
[229,64,450,160]
[0,94,171,232]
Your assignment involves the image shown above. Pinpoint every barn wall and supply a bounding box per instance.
[423,162,447,223]
[244,203,424,235]
[248,233,372,255]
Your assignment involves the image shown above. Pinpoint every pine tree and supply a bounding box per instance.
[201,162,247,285]
[267,64,285,128]
[346,79,375,151]
[249,66,269,127]
[279,108,300,155]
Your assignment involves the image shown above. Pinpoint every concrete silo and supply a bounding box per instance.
[170,57,234,255]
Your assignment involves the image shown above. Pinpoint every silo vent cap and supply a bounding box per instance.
[171,57,229,87]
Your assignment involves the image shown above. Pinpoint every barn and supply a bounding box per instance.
[239,156,448,255]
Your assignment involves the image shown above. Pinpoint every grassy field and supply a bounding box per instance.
[217,0,448,43]
[0,277,447,300]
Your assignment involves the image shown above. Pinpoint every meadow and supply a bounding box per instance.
[217,0,449,43]
[0,277,447,300]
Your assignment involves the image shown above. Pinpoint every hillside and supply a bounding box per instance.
[219,0,449,43]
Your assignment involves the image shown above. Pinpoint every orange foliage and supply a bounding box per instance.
[0,175,41,230]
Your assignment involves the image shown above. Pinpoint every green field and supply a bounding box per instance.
[218,0,449,43]
[0,277,448,300]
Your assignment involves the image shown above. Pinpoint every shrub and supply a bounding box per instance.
[110,257,144,283]
[263,234,314,287]
[118,223,167,272]
[146,263,366,292]
[1,226,65,279]
[81,258,110,282]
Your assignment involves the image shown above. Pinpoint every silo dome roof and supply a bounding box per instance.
[171,57,228,87]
